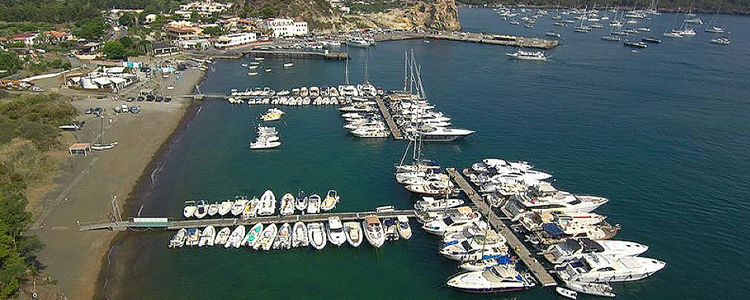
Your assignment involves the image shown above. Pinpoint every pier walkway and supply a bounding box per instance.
[374,95,403,140]
[374,31,559,50]
[79,209,419,232]
[446,168,557,287]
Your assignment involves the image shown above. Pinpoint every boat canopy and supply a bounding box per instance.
[580,238,605,253]
[542,223,567,239]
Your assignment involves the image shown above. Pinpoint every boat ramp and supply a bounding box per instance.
[445,168,557,287]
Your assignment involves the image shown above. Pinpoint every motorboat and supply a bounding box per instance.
[91,142,118,151]
[623,41,647,48]
[642,36,662,43]
[506,49,548,61]
[260,108,284,121]
[543,238,649,264]
[556,253,666,283]
[507,183,609,215]
[422,207,481,235]
[254,223,278,251]
[326,217,347,246]
[459,257,508,271]
[258,190,276,216]
[295,191,308,212]
[273,223,292,250]
[183,201,197,218]
[440,231,508,261]
[292,221,309,248]
[307,194,321,214]
[280,193,295,216]
[601,35,621,41]
[168,228,187,248]
[383,218,399,241]
[710,37,731,45]
[185,229,200,246]
[250,137,281,149]
[321,190,339,212]
[414,197,464,211]
[564,280,616,297]
[243,223,263,248]
[344,221,363,247]
[194,200,209,219]
[225,225,246,248]
[218,200,233,216]
[214,227,231,246]
[556,287,578,299]
[242,197,259,219]
[411,126,474,142]
[362,215,385,248]
[308,222,327,250]
[283,62,294,68]
[231,197,249,216]
[397,216,412,239]
[447,266,536,293]
[198,226,216,247]
[207,202,219,216]
[546,31,561,37]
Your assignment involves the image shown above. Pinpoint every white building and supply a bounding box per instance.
[175,1,233,18]
[214,32,257,49]
[258,18,308,37]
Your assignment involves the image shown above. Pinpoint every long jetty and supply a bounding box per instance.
[79,209,419,231]
[374,95,404,140]
[445,168,557,287]
[374,31,559,50]
[246,49,348,60]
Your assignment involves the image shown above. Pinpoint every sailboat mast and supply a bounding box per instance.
[364,47,369,84]
[344,45,350,85]
[403,51,408,91]
[98,116,104,144]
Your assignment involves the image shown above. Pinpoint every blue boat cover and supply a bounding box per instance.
[542,223,566,239]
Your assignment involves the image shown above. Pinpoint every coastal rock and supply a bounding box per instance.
[354,0,462,31]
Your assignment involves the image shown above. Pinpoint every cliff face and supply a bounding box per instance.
[353,0,462,31]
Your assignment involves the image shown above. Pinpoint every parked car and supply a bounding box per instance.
[146,95,154,101]
[85,108,93,114]
[137,96,145,101]
[155,96,163,102]
[126,97,135,102]
[164,97,172,102]
[129,106,141,114]
[31,86,44,92]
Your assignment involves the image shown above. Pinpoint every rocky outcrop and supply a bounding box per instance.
[352,0,462,31]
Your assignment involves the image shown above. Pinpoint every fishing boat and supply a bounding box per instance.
[280,193,295,216]
[243,223,263,248]
[207,202,219,216]
[506,50,548,61]
[397,216,412,239]
[230,197,249,216]
[198,225,216,247]
[292,222,309,247]
[194,200,209,219]
[321,190,339,212]
[225,225,246,248]
[168,228,187,248]
[306,194,321,214]
[556,287,578,299]
[295,191,308,212]
[308,222,327,250]
[214,227,231,245]
[183,201,197,218]
[273,223,292,250]
[326,217,347,246]
[564,281,616,297]
[254,223,278,251]
[363,215,385,248]
[343,221,363,247]
[446,266,536,293]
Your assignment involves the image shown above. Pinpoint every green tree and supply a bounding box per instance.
[203,26,222,37]
[102,41,126,59]
[118,13,135,27]
[0,51,23,75]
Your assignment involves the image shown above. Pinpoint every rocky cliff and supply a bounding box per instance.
[353,0,462,31]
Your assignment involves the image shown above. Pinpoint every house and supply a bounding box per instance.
[42,31,72,44]
[11,33,38,46]
[214,32,257,49]
[66,68,138,92]
[165,21,204,40]
[257,18,308,38]
[152,43,179,56]
[144,14,157,24]
[175,1,233,18]
[77,42,102,54]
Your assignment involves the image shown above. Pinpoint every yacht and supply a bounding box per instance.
[307,222,327,250]
[254,223,278,251]
[414,197,464,211]
[556,253,666,282]
[397,216,412,239]
[307,194,321,214]
[546,31,561,38]
[243,223,263,248]
[290,222,309,248]
[326,217,347,246]
[422,207,482,235]
[249,137,281,149]
[506,50,548,61]
[440,230,508,261]
[183,201,197,218]
[447,266,536,293]
[544,238,650,264]
[564,281,616,298]
[363,215,386,248]
[279,193,295,216]
[506,183,609,215]
[344,221,363,247]
[351,127,389,138]
[322,190,339,212]
[642,36,662,43]
[410,125,473,142]
[601,35,621,41]
[623,41,647,48]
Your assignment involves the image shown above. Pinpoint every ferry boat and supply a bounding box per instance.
[506,50,548,61]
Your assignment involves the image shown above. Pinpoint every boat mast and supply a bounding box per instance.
[403,51,408,91]
[344,44,350,85]
[98,115,104,144]
[364,47,369,84]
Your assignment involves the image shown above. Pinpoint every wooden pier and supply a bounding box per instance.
[79,209,419,232]
[374,95,404,140]
[445,168,557,287]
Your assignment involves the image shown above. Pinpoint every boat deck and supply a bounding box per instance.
[445,168,557,287]
[374,95,404,140]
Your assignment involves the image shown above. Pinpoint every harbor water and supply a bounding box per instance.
[106,9,750,299]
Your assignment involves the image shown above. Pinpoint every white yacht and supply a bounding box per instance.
[308,222,327,250]
[422,207,481,235]
[440,230,508,261]
[414,197,464,211]
[207,202,219,216]
[344,221,363,247]
[363,215,385,248]
[505,183,608,216]
[292,222,309,248]
[557,253,666,283]
[544,238,649,264]
[326,217,347,246]
[410,126,474,142]
[447,266,536,293]
[250,137,281,149]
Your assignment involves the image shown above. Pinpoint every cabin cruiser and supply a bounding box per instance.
[544,238,649,264]
[407,125,474,142]
[326,217,347,246]
[447,266,536,293]
[556,253,666,282]
[363,215,385,248]
[254,223,278,251]
[307,194,321,214]
[307,222,327,250]
[243,223,263,248]
[422,207,481,235]
[503,183,608,217]
[292,222,308,248]
[414,197,464,211]
[440,230,508,261]
[344,221,363,247]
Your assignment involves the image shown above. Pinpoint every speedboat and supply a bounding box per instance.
[225,225,246,248]
[383,218,399,241]
[344,221,363,247]
[168,228,187,248]
[308,222,327,250]
[422,207,481,235]
[183,201,197,219]
[250,137,281,149]
[307,194,321,214]
[447,266,536,293]
[326,217,347,246]
[544,238,649,264]
[198,225,216,247]
[397,216,412,239]
[556,253,666,283]
[273,223,292,250]
[218,200,233,216]
[362,215,385,248]
[257,190,276,216]
[279,193,295,216]
[242,197,259,219]
[292,222,309,248]
[243,223,263,248]
[254,223,278,251]
[556,287,578,299]
[440,231,507,261]
[214,227,231,246]
[564,280,616,297]
[295,191,308,212]
[710,37,731,45]
[183,229,199,246]
[231,197,249,216]
[207,202,219,216]
[321,190,339,212]
[194,200,209,219]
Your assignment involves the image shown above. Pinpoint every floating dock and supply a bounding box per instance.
[445,168,557,287]
[374,31,558,50]
[374,95,404,140]
[79,209,420,231]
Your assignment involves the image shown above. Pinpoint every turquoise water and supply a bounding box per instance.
[108,9,750,299]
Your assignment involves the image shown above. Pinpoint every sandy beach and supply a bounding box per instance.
[26,64,206,299]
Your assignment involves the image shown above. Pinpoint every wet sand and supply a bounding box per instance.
[30,67,205,299]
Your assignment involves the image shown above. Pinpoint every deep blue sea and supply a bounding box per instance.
[107,8,750,299]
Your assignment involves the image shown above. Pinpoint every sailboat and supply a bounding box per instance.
[705,6,725,33]
[91,116,118,151]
